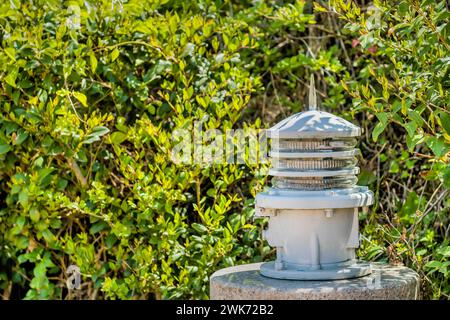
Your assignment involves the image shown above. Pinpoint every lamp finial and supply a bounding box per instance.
[309,74,317,111]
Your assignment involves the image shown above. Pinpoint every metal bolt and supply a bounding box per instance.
[325,209,334,218]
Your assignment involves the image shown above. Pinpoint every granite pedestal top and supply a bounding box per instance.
[210,262,420,300]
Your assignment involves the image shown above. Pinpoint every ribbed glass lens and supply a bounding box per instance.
[272,138,357,152]
[269,137,360,189]
[272,176,358,190]
[272,157,357,171]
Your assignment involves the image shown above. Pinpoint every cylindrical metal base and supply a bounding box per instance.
[210,262,420,300]
[260,260,372,280]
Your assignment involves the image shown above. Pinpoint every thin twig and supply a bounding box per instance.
[67,157,88,188]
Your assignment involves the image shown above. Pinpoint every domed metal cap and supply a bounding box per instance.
[266,110,361,139]
[267,75,361,139]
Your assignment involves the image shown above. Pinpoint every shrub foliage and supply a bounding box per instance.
[0,0,448,299]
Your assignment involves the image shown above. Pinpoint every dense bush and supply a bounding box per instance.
[328,0,450,298]
[0,0,448,299]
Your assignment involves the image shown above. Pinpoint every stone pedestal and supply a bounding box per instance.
[210,262,420,300]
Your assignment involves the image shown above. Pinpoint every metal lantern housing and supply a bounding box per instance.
[255,77,374,280]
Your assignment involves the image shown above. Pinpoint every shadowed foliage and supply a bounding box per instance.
[0,0,448,299]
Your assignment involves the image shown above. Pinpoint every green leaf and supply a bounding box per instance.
[18,190,29,207]
[4,47,16,61]
[440,112,450,135]
[89,52,98,73]
[111,48,120,62]
[372,112,389,142]
[426,261,442,269]
[358,169,376,186]
[9,0,20,9]
[4,66,19,87]
[30,207,40,222]
[38,168,54,186]
[389,161,400,173]
[91,126,110,136]
[406,134,423,152]
[437,245,450,257]
[313,2,327,12]
[105,234,118,249]
[400,191,418,224]
[83,126,110,144]
[110,132,127,145]
[42,229,55,243]
[416,249,427,256]
[73,91,88,107]
[206,188,215,197]
[407,109,425,127]
[0,144,11,155]
[443,165,450,189]
[404,121,417,138]
[90,221,108,235]
[13,129,29,145]
[426,136,449,157]
[56,179,68,190]
[82,134,100,144]
[192,223,208,233]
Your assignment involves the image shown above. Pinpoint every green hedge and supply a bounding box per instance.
[328,0,450,299]
[0,0,448,299]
